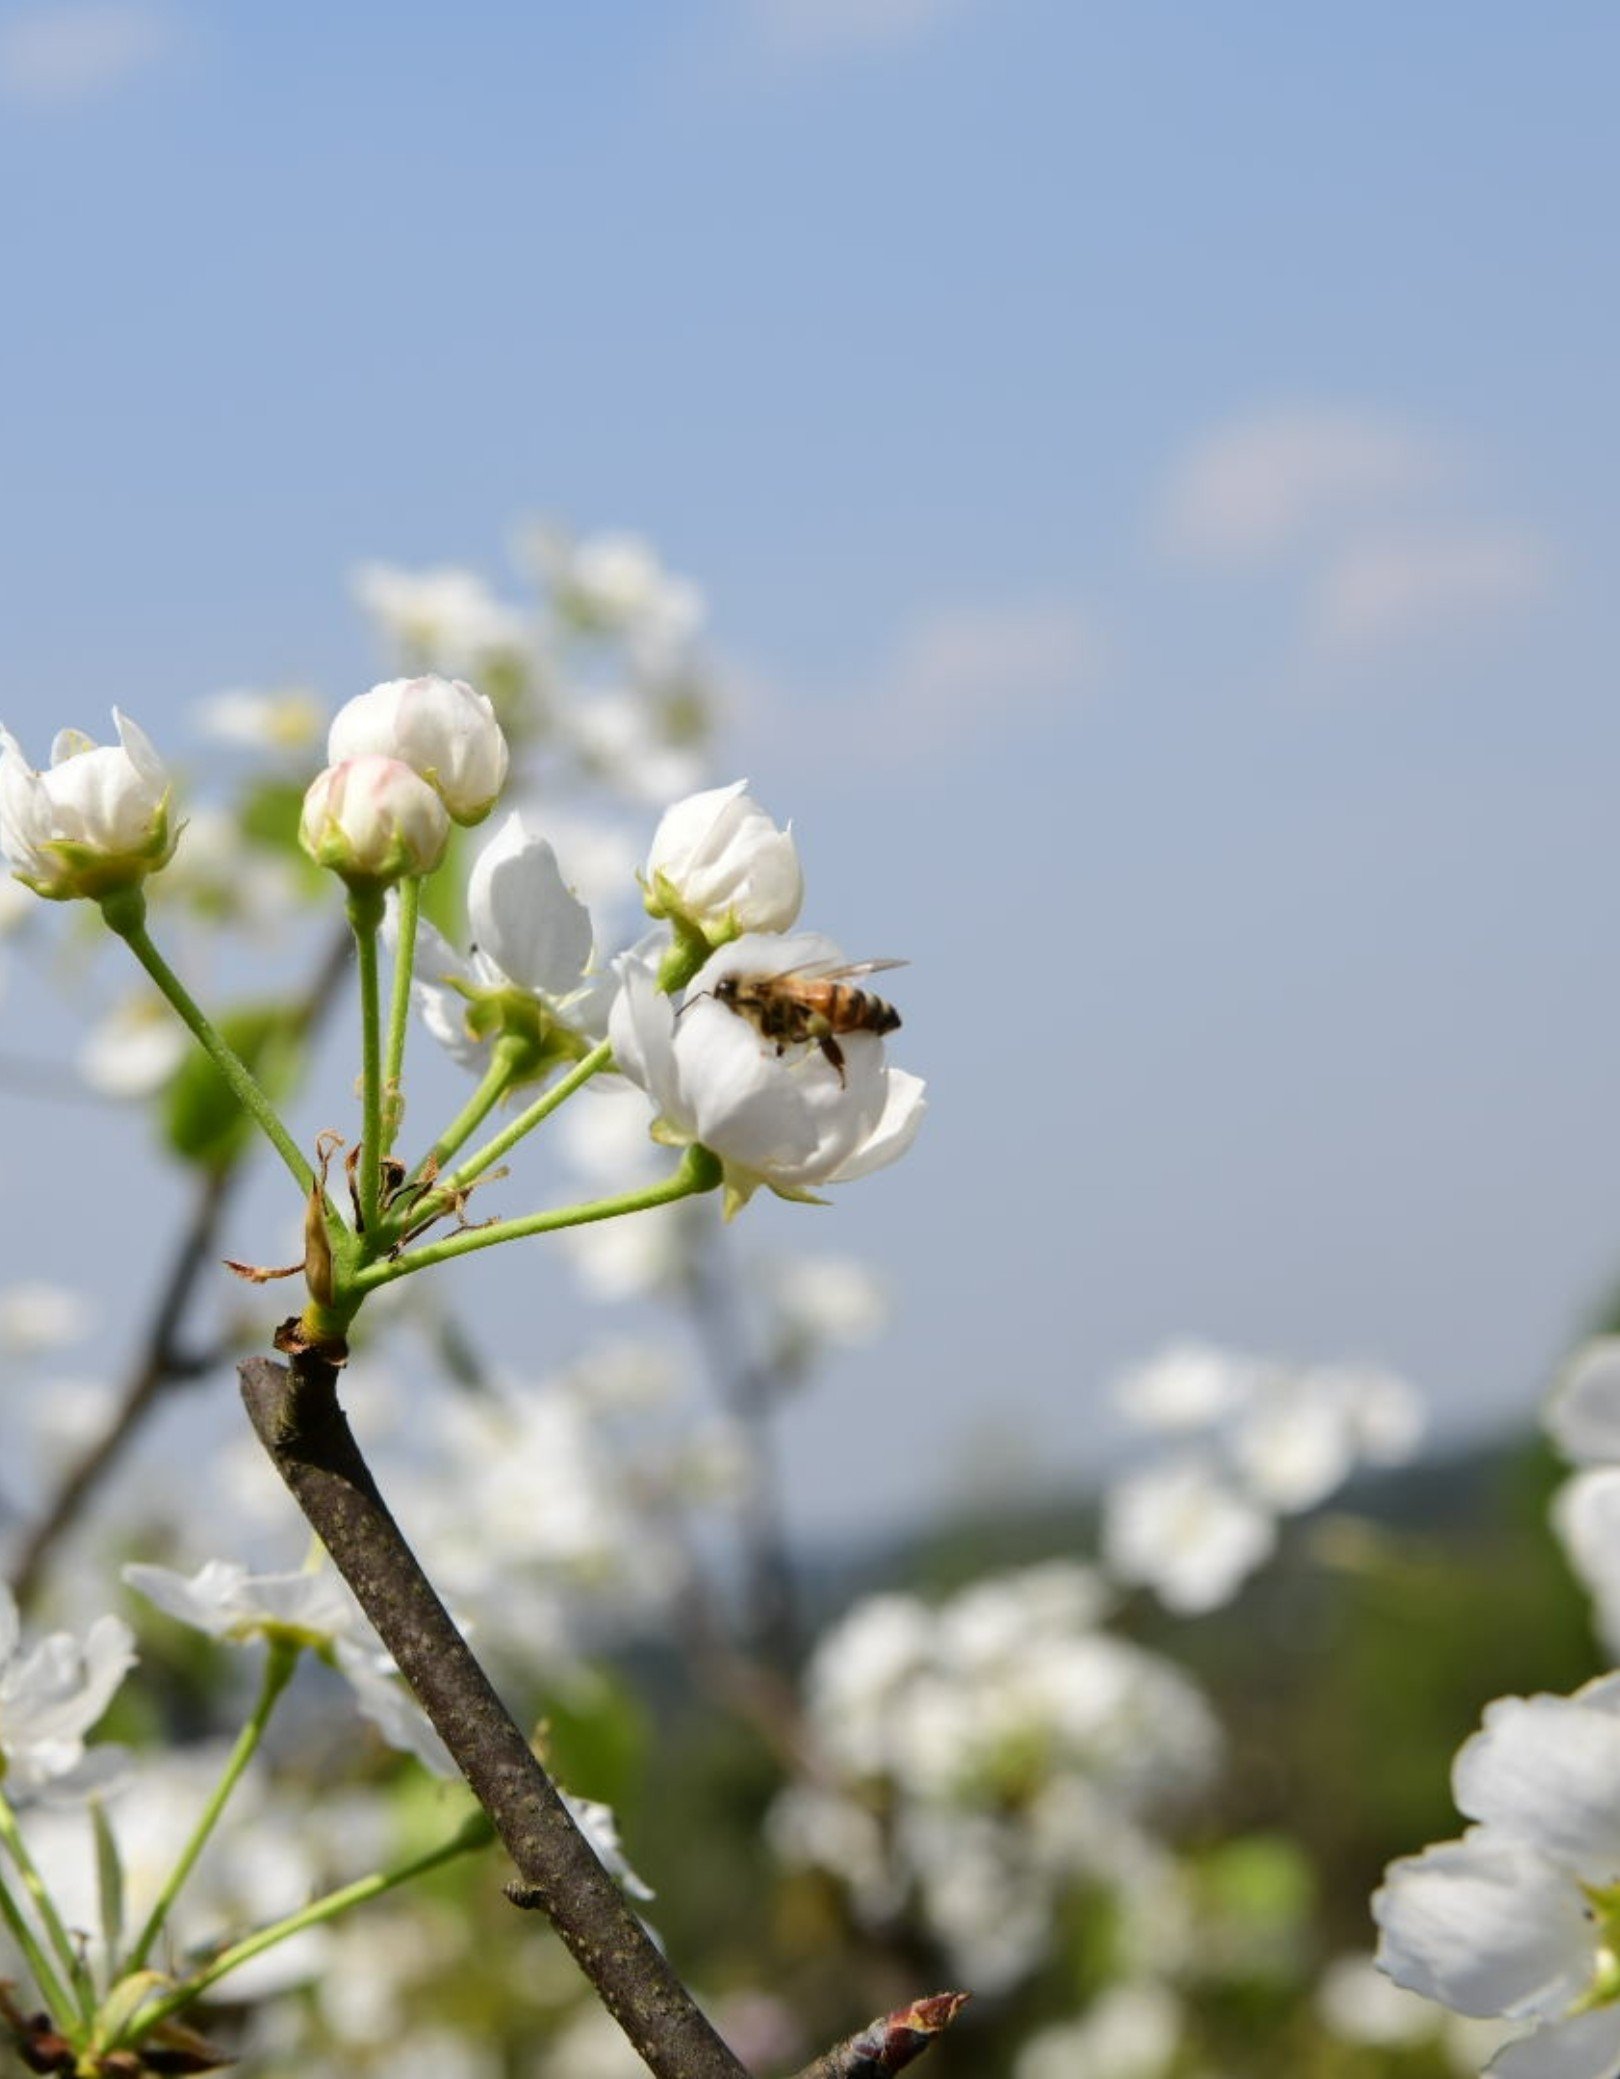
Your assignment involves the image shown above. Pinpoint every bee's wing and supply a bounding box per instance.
[773,957,909,982]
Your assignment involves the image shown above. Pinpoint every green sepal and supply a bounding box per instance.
[91,1797,125,1957]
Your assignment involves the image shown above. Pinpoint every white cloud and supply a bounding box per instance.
[1309,526,1554,652]
[735,597,1096,775]
[876,600,1094,746]
[1160,406,1443,564]
[747,0,965,62]
[0,2,172,106]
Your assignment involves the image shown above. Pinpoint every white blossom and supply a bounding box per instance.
[0,1282,94,1354]
[123,1559,453,1776]
[0,711,177,902]
[1553,1469,1620,1656]
[642,781,802,940]
[329,675,509,826]
[1015,1985,1183,2079]
[781,1566,1216,1991]
[762,1254,889,1357]
[1112,1339,1263,1430]
[1101,1455,1277,1614]
[353,563,530,673]
[1374,1675,1620,2075]
[610,932,924,1215]
[569,692,709,806]
[540,528,706,670]
[12,1744,334,1998]
[1548,1339,1620,1465]
[77,993,188,1098]
[0,1583,134,1802]
[406,813,610,1077]
[299,755,450,888]
[194,686,326,753]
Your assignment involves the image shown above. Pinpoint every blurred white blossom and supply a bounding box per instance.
[0,1583,134,1802]
[78,991,188,1097]
[1102,1456,1277,1615]
[0,1281,95,1354]
[776,1564,1216,1991]
[194,686,326,754]
[353,563,530,675]
[1014,1984,1183,2079]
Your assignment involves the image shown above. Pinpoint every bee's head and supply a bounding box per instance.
[712,974,739,1006]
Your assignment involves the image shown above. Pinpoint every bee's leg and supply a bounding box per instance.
[818,1034,847,1087]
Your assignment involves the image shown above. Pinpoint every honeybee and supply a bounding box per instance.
[695,958,906,1085]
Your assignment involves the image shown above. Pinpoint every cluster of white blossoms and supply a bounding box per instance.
[0,674,922,1217]
[1100,1338,1425,1614]
[769,1562,1217,1992]
[300,675,510,886]
[1373,1674,1620,2077]
[1368,1341,1620,2076]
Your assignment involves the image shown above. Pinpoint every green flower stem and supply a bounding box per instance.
[348,888,387,1238]
[356,1146,720,1295]
[443,1037,613,1189]
[381,876,423,1160]
[0,1807,84,2025]
[409,1035,528,1188]
[100,892,313,1196]
[123,1639,299,1976]
[123,1809,494,2042]
[396,1038,615,1238]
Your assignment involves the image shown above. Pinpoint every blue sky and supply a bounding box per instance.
[2,0,1618,1537]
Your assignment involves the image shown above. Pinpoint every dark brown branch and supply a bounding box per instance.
[239,1353,752,2079]
[787,1994,970,2079]
[9,924,353,1610]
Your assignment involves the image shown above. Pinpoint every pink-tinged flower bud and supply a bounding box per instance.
[0,710,178,902]
[328,675,509,826]
[298,756,450,888]
[643,780,803,943]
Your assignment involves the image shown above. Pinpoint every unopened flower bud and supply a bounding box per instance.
[643,780,803,943]
[0,710,178,902]
[299,756,450,888]
[328,675,509,825]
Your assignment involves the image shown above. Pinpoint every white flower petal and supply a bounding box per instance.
[469,815,594,999]
[1453,1693,1620,1882]
[1373,1830,1597,2021]
[1548,1340,1620,1465]
[1488,2005,1620,2079]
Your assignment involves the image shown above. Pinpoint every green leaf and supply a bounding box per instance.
[91,1797,125,1957]
[539,1671,648,1811]
[160,1002,307,1174]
